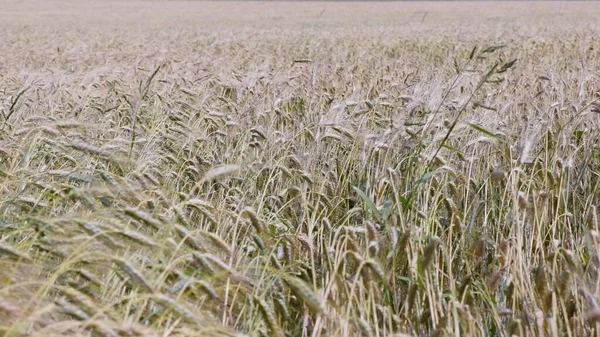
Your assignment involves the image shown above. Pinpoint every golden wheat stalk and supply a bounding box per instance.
[282,274,325,315]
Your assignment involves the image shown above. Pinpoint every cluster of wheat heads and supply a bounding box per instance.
[1,20,600,337]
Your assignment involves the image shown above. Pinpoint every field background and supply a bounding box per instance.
[1,1,600,337]
[2,1,600,29]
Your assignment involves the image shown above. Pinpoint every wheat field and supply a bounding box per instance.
[1,1,600,336]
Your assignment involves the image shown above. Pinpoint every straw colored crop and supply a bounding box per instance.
[1,1,600,336]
